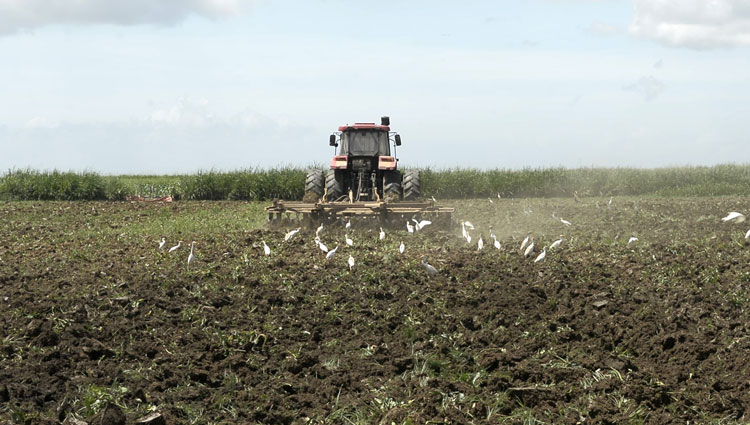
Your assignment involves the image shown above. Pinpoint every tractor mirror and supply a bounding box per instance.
[395,134,401,146]
[329,134,337,146]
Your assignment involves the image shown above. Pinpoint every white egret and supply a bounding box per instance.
[534,246,547,263]
[421,256,438,275]
[412,218,432,231]
[262,240,271,256]
[406,221,414,234]
[608,197,613,208]
[489,226,496,241]
[379,227,386,241]
[722,212,746,223]
[520,234,531,251]
[550,238,563,250]
[493,238,501,250]
[560,218,572,226]
[348,254,355,270]
[168,241,182,253]
[284,227,301,242]
[187,241,196,268]
[524,241,535,257]
[345,234,353,246]
[627,236,638,246]
[463,221,475,230]
[431,195,437,202]
[461,222,468,239]
[316,239,329,253]
[488,198,494,204]
[745,230,750,239]
[465,233,472,244]
[399,241,405,254]
[345,219,351,229]
[497,192,501,200]
[477,236,484,251]
[315,223,324,237]
[412,219,432,230]
[158,237,166,251]
[326,244,339,260]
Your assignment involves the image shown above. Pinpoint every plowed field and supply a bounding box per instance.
[2,197,750,424]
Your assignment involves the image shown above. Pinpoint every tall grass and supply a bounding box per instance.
[1,165,750,201]
[0,169,126,201]
[116,175,182,198]
[421,164,750,198]
[177,168,304,200]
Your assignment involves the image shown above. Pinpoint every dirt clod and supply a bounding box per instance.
[135,412,166,425]
[88,403,125,425]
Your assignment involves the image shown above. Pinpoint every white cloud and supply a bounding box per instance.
[147,97,284,132]
[588,21,622,36]
[623,76,665,101]
[24,116,59,129]
[630,0,750,49]
[0,0,252,34]
[0,99,320,173]
[149,97,213,126]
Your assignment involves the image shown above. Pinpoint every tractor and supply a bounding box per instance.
[304,116,419,203]
[266,116,452,226]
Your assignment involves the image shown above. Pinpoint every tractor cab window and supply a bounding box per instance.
[340,130,390,156]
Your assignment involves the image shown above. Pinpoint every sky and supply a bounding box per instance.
[1,0,749,173]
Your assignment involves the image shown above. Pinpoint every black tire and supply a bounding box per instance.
[304,169,325,202]
[403,170,421,201]
[383,170,402,202]
[325,169,345,202]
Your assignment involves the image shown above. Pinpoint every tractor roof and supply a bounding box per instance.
[338,123,390,132]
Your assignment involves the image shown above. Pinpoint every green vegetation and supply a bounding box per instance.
[420,164,750,198]
[0,169,127,201]
[177,168,303,200]
[2,164,750,201]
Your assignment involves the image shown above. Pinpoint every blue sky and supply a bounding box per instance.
[1,0,749,173]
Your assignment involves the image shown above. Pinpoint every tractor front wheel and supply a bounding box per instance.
[403,170,421,201]
[325,169,345,202]
[304,169,325,202]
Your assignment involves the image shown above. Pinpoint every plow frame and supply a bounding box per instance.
[265,199,454,228]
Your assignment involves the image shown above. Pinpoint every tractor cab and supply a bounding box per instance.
[329,116,402,159]
[338,129,391,157]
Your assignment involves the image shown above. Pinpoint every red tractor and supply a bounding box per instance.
[266,116,451,226]
[304,116,421,203]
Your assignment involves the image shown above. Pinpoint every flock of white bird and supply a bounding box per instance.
[158,237,197,269]
[459,219,560,264]
[155,205,749,276]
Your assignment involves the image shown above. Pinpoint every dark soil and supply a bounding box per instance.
[2,198,750,424]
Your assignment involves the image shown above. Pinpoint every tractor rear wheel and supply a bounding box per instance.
[325,169,345,202]
[304,169,325,202]
[383,170,402,202]
[403,170,421,201]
